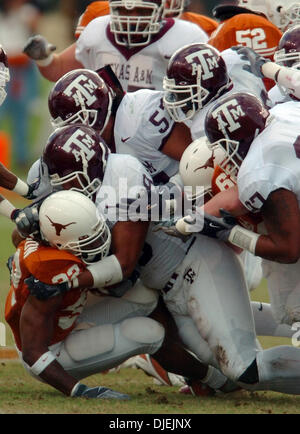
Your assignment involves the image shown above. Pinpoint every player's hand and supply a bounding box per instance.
[153,219,191,242]
[201,209,238,240]
[231,46,270,78]
[25,276,70,300]
[72,383,130,400]
[23,35,56,61]
[105,269,140,297]
[24,180,40,200]
[11,204,40,238]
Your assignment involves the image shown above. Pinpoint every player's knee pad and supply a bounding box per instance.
[64,324,115,362]
[237,359,259,385]
[120,316,165,353]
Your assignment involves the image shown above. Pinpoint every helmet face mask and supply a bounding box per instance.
[39,191,111,264]
[163,0,185,18]
[48,69,113,135]
[163,44,232,122]
[109,0,165,47]
[43,125,110,201]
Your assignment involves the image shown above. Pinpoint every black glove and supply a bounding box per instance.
[231,46,270,78]
[24,180,40,200]
[11,204,40,238]
[23,35,56,61]
[72,383,130,400]
[6,254,14,283]
[25,276,70,300]
[200,209,238,240]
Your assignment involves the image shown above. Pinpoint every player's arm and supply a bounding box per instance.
[253,188,300,263]
[23,38,83,82]
[20,294,78,395]
[203,185,248,217]
[160,122,193,161]
[235,46,300,100]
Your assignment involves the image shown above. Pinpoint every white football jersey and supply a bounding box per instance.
[27,154,154,227]
[190,48,267,140]
[75,16,208,92]
[114,89,179,184]
[268,84,292,107]
[96,153,154,226]
[137,224,196,290]
[238,101,300,213]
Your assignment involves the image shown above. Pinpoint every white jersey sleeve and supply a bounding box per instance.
[114,90,179,184]
[268,84,291,107]
[238,102,300,213]
[75,17,207,92]
[138,224,196,290]
[95,153,155,225]
[222,48,267,101]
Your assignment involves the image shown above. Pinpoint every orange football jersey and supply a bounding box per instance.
[208,14,282,91]
[181,12,218,37]
[211,165,265,233]
[75,1,110,39]
[5,239,87,351]
[208,14,282,59]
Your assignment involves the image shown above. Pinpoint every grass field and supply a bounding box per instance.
[0,201,300,414]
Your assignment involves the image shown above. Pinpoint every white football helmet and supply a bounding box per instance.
[39,190,111,264]
[109,0,166,47]
[179,136,226,200]
[238,0,300,31]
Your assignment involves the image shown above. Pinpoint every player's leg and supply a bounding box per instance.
[56,316,165,380]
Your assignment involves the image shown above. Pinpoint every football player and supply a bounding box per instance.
[20,124,239,395]
[207,0,300,89]
[170,91,300,330]
[74,0,218,40]
[162,42,267,141]
[6,189,168,399]
[234,25,300,106]
[22,0,208,89]
[47,68,192,185]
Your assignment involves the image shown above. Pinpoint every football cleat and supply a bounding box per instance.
[179,381,215,397]
[134,354,185,386]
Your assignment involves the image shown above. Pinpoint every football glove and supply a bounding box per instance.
[153,218,192,242]
[11,204,40,238]
[23,35,56,61]
[25,276,70,300]
[232,46,270,78]
[72,383,130,400]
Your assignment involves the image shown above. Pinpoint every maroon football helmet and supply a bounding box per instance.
[205,92,270,176]
[274,24,300,69]
[42,124,110,200]
[0,45,10,106]
[48,69,113,134]
[109,0,165,47]
[163,43,232,122]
